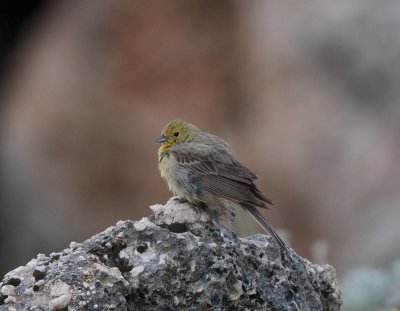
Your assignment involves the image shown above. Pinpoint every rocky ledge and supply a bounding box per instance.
[0,198,341,310]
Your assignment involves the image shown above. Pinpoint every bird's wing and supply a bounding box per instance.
[170,144,272,206]
[171,145,257,183]
[200,174,272,207]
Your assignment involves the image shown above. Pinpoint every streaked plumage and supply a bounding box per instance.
[157,119,287,251]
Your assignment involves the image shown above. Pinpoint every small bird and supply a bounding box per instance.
[156,119,288,251]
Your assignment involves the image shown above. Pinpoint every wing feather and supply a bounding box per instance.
[172,147,257,184]
[169,144,272,207]
[201,175,252,202]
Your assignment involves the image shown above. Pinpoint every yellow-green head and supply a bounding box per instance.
[156,119,199,157]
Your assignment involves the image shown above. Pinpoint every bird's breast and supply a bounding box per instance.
[159,153,193,199]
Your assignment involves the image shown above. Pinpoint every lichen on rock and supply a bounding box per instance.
[0,198,342,310]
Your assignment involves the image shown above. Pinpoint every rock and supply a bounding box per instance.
[0,198,342,310]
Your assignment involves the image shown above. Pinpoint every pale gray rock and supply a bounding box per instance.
[0,198,341,310]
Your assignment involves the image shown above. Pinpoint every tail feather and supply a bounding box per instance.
[243,205,288,251]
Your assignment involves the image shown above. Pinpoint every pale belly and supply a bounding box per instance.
[159,155,198,202]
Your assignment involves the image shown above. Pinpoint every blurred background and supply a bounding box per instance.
[1,1,400,309]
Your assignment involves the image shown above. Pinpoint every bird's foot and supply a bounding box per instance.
[172,196,189,204]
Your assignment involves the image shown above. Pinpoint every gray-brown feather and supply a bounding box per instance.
[167,131,273,208]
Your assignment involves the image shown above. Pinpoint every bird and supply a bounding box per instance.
[156,119,288,251]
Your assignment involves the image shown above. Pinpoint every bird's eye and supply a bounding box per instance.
[173,131,180,137]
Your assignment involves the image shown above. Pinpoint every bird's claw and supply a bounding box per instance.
[172,196,189,204]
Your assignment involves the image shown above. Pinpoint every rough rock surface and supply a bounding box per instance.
[0,198,341,310]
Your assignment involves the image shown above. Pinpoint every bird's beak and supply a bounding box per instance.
[156,134,168,143]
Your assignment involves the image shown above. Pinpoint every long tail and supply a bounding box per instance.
[243,205,288,251]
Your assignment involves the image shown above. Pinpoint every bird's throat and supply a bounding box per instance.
[158,142,173,162]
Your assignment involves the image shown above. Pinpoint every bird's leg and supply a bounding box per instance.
[172,196,207,214]
[172,196,189,204]
[190,201,208,214]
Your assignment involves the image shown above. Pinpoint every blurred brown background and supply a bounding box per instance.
[1,1,400,306]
